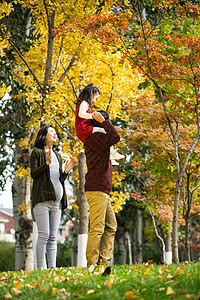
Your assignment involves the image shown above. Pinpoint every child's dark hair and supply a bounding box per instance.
[74,83,100,106]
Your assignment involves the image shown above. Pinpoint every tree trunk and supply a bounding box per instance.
[172,175,183,263]
[134,209,143,263]
[164,232,172,264]
[77,153,88,267]
[185,214,191,261]
[116,225,132,265]
[71,219,78,267]
[12,132,33,270]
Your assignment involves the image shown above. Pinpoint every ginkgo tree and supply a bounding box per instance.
[68,0,200,263]
[0,0,147,269]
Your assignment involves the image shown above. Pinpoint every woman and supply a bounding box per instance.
[30,124,75,269]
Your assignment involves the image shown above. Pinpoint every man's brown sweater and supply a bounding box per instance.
[84,119,120,195]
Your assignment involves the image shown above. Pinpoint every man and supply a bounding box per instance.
[84,111,120,267]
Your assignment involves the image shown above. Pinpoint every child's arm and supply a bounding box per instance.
[79,101,106,134]
[79,100,93,119]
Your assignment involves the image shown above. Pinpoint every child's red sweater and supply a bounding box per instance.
[75,100,94,143]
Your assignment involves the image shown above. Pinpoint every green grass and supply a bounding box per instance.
[0,262,199,299]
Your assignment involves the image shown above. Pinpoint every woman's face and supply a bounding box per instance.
[45,127,57,146]
[91,92,100,105]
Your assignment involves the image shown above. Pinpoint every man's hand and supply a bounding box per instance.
[92,112,105,123]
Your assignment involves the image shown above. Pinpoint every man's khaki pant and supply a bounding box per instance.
[85,191,117,266]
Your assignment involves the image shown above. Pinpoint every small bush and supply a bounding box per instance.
[0,241,15,271]
[57,239,72,267]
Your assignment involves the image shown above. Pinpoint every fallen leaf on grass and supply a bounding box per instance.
[105,280,112,288]
[40,287,48,292]
[13,281,22,289]
[124,290,135,299]
[24,283,35,289]
[2,292,12,299]
[134,280,141,284]
[185,295,192,299]
[144,268,152,275]
[11,288,23,295]
[52,287,59,294]
[53,276,61,282]
[87,289,95,294]
[88,265,96,273]
[134,269,142,274]
[77,288,84,293]
[158,287,165,291]
[166,286,174,295]
[175,267,184,274]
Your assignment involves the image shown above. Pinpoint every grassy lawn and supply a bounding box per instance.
[0,262,199,299]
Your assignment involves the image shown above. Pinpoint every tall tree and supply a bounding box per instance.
[70,0,200,262]
[1,0,146,267]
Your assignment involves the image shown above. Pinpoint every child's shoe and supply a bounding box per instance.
[111,160,119,166]
[110,146,125,160]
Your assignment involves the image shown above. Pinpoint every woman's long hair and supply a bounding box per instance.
[74,83,100,106]
[34,124,55,149]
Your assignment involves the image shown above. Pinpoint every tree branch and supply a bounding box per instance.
[0,29,43,93]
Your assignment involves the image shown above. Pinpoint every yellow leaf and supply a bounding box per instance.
[124,290,135,299]
[2,292,12,299]
[166,286,174,295]
[11,288,23,295]
[175,267,184,274]
[87,289,95,294]
[25,283,35,289]
[88,265,96,273]
[53,276,60,282]
[144,267,152,275]
[105,280,112,288]
[52,288,59,294]
[13,281,22,289]
[40,287,48,292]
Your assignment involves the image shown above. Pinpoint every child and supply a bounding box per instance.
[75,83,124,165]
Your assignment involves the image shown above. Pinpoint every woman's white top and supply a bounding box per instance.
[49,151,63,202]
[79,100,106,134]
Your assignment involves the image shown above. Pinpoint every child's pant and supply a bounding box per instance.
[33,201,61,269]
[85,191,117,266]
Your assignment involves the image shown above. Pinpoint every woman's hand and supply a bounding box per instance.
[45,146,51,165]
[64,157,76,174]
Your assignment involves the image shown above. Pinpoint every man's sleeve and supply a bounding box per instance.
[97,119,120,148]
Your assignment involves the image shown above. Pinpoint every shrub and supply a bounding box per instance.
[0,241,15,271]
